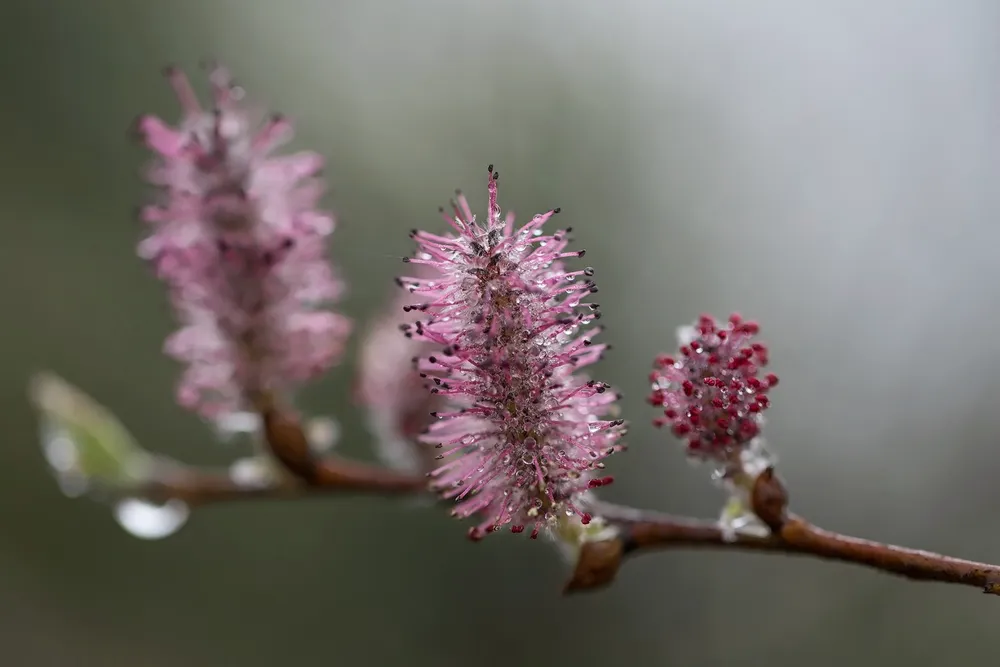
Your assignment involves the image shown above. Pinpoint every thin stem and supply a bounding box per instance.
[565,504,1000,595]
[250,399,429,495]
[123,412,1000,599]
[139,457,428,508]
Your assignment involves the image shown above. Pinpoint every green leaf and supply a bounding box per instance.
[28,372,153,490]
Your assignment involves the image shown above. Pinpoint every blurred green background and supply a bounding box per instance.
[3,1,1000,665]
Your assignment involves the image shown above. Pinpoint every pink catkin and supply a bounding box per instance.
[649,313,777,464]
[134,66,350,418]
[355,277,442,474]
[402,166,626,540]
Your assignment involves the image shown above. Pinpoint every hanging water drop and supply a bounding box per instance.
[113,498,190,540]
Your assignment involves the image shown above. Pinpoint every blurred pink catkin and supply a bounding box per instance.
[134,65,350,418]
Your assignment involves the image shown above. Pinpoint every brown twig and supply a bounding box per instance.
[132,402,428,508]
[565,496,1000,596]
[128,413,1000,599]
[139,457,428,508]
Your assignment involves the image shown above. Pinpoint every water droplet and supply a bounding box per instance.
[306,416,340,454]
[42,427,77,473]
[39,421,90,497]
[113,498,190,540]
[229,457,277,488]
[213,411,260,442]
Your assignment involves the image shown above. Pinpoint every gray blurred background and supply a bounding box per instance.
[2,0,1000,665]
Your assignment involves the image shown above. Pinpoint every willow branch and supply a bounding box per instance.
[566,473,1000,596]
[139,456,428,508]
[124,409,1000,599]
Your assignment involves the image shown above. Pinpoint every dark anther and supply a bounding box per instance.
[584,267,595,276]
[577,250,587,258]
[553,207,562,214]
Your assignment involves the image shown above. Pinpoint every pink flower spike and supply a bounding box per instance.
[402,165,627,540]
[649,313,777,465]
[134,65,350,418]
[354,274,442,474]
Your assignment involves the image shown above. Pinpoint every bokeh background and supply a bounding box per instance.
[3,1,1000,665]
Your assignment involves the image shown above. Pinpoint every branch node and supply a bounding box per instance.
[261,405,318,482]
[750,466,789,532]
